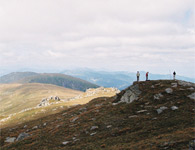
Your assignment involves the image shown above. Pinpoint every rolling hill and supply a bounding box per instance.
[0,72,99,91]
[0,80,194,149]
[0,83,83,117]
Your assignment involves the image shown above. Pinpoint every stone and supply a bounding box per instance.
[165,88,173,94]
[128,115,138,118]
[171,83,177,88]
[188,87,194,90]
[154,93,163,100]
[171,106,178,110]
[5,137,16,143]
[62,141,69,145]
[71,117,79,122]
[32,126,38,129]
[188,92,195,100]
[16,132,30,141]
[120,90,137,103]
[112,103,119,106]
[178,81,195,87]
[24,125,27,128]
[119,84,141,104]
[54,96,60,101]
[106,125,112,128]
[90,126,99,130]
[137,110,147,113]
[157,106,168,114]
[90,132,97,136]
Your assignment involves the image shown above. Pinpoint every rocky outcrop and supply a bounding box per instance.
[113,84,141,104]
[188,92,195,100]
[69,87,120,101]
[37,96,61,107]
[5,137,16,143]
[16,132,30,141]
[178,81,195,87]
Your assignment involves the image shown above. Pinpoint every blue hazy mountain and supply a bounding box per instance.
[61,69,195,90]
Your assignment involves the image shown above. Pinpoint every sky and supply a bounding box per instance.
[0,0,194,77]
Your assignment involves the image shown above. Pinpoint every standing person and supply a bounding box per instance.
[173,71,176,80]
[136,71,140,82]
[146,72,149,81]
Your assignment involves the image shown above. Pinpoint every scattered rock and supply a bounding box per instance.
[62,141,69,145]
[112,103,119,106]
[171,83,177,88]
[71,117,79,123]
[90,132,97,136]
[43,123,47,126]
[120,84,141,103]
[32,126,38,130]
[178,81,195,87]
[62,113,67,116]
[165,88,173,94]
[154,93,163,100]
[137,110,147,113]
[157,106,168,114]
[23,125,27,128]
[188,87,194,90]
[79,107,87,111]
[5,137,16,143]
[95,104,102,107]
[151,85,155,88]
[171,106,178,110]
[188,92,195,100]
[107,125,112,128]
[90,126,99,130]
[128,115,138,118]
[16,132,30,141]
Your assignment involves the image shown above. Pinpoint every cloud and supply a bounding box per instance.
[0,0,194,77]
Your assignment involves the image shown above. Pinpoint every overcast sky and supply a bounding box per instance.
[0,0,194,77]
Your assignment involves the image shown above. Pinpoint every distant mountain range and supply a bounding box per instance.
[1,70,194,91]
[0,72,99,91]
[61,69,195,90]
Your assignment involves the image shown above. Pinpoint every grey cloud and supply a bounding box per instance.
[0,0,194,77]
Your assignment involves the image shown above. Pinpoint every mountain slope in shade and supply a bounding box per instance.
[0,72,38,83]
[1,80,194,150]
[0,72,99,91]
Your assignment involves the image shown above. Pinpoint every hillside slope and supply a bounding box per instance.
[0,72,99,91]
[0,83,83,116]
[0,80,194,150]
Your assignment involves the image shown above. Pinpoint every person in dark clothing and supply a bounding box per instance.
[173,71,176,80]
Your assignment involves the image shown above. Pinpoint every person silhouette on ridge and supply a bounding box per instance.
[136,71,140,82]
[173,71,176,80]
[146,72,149,81]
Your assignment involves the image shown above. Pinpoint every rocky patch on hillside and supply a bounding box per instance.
[69,87,120,101]
[0,80,194,150]
[37,96,61,107]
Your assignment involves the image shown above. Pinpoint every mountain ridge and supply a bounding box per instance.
[0,72,99,91]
